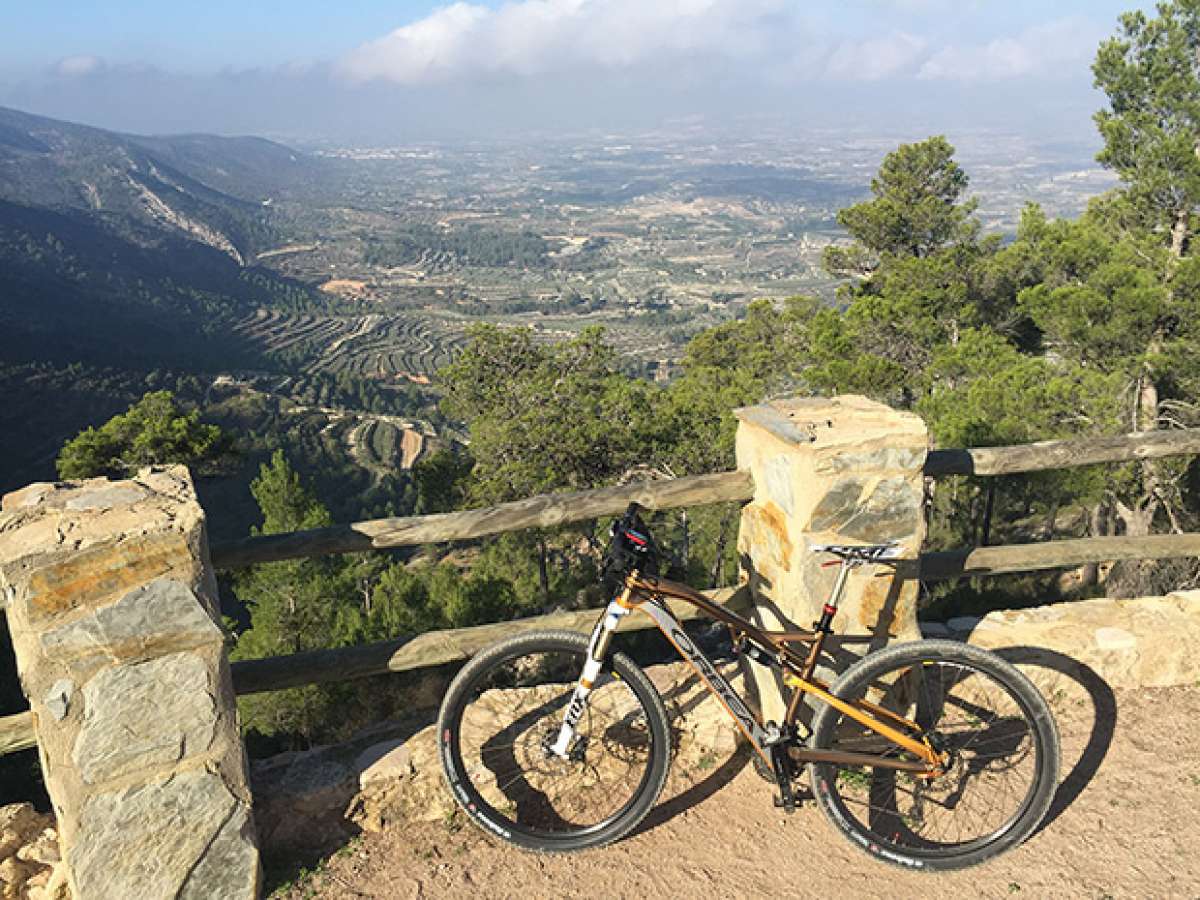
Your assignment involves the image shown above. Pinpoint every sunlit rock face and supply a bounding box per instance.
[734,395,928,724]
[0,467,260,900]
[930,590,1200,691]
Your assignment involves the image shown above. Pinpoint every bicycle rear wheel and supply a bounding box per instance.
[438,629,671,852]
[808,639,1059,871]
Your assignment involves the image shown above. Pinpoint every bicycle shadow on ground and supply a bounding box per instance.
[980,644,1118,832]
[631,741,813,839]
[631,664,813,837]
[632,743,754,837]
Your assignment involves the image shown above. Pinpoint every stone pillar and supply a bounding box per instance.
[0,467,260,899]
[734,396,928,724]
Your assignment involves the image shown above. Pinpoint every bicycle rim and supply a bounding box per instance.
[442,638,665,847]
[811,649,1055,868]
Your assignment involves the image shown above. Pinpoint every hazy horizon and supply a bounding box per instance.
[0,0,1154,145]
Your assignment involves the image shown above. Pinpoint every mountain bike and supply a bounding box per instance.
[438,504,1060,871]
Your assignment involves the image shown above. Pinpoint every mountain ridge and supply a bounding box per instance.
[0,104,318,262]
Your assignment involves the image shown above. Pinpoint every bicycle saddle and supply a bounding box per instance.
[811,541,903,562]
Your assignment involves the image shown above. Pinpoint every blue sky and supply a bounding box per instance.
[1,1,444,72]
[0,0,1156,141]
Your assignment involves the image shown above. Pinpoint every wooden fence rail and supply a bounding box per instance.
[6,426,1200,756]
[0,711,34,756]
[210,469,755,570]
[0,589,746,756]
[917,532,1200,580]
[923,428,1200,477]
[211,428,1200,570]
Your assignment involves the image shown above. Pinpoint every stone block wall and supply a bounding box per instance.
[734,395,928,723]
[927,590,1200,689]
[0,468,259,899]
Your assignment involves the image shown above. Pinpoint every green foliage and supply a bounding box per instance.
[249,449,334,533]
[440,324,656,502]
[808,138,1026,408]
[56,390,229,479]
[362,560,524,639]
[412,448,473,515]
[1014,201,1200,389]
[364,223,549,269]
[823,136,978,275]
[230,453,541,745]
[435,318,777,603]
[1018,209,1146,362]
[663,297,820,474]
[917,330,1123,450]
[231,452,376,743]
[1093,0,1200,251]
[474,531,598,606]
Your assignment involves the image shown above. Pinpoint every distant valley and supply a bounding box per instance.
[0,104,1115,538]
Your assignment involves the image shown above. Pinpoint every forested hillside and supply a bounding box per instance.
[0,104,318,258]
[0,200,276,368]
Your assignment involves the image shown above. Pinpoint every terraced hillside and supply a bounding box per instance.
[234,310,466,380]
[344,416,433,473]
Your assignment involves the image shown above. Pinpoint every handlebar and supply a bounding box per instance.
[602,502,660,584]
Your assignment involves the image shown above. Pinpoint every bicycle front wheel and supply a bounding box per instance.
[808,639,1060,871]
[437,629,671,852]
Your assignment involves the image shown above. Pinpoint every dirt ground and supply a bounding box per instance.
[273,684,1200,899]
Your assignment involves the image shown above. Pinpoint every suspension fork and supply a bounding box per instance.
[549,590,632,757]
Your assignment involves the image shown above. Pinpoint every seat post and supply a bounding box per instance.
[816,559,855,633]
[798,559,856,684]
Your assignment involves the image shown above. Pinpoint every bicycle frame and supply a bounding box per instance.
[550,566,944,775]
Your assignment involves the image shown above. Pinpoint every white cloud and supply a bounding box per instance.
[339,0,795,84]
[339,2,1105,89]
[825,31,926,81]
[918,18,1103,82]
[56,55,105,78]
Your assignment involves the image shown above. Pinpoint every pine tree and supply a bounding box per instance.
[1093,0,1200,258]
[231,451,362,745]
[57,390,229,478]
[1081,1,1200,555]
[439,325,658,602]
[811,137,1015,406]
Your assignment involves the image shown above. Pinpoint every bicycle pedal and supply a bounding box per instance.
[762,720,785,745]
[772,794,797,814]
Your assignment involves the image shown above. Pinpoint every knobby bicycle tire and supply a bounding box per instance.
[438,629,672,852]
[808,639,1060,871]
